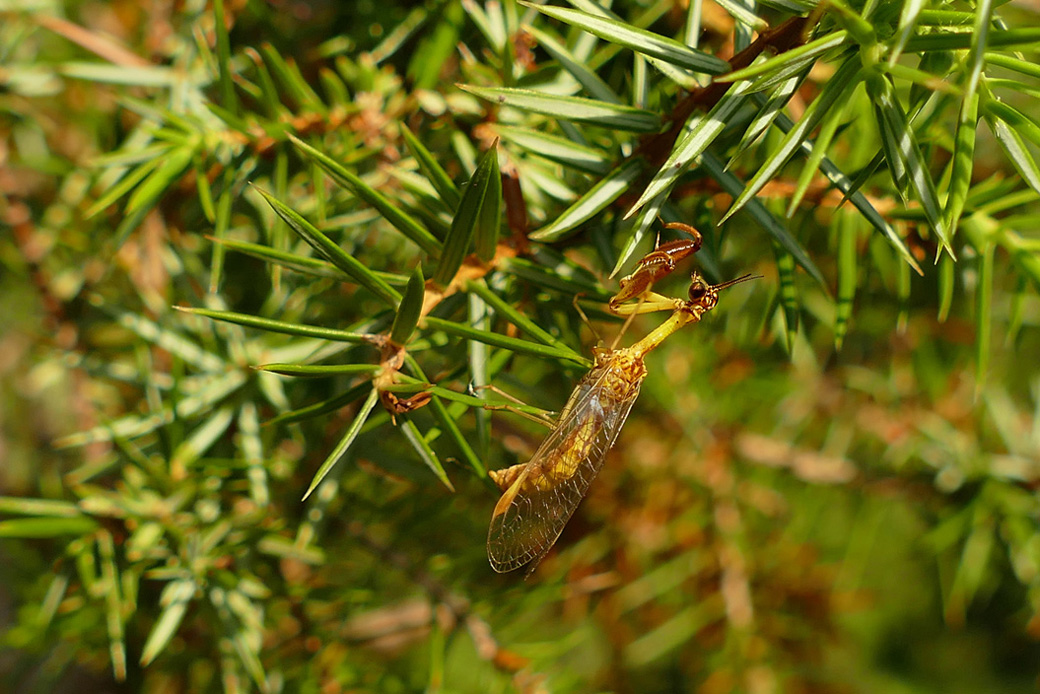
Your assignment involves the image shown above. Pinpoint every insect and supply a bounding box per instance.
[487,269,758,576]
[609,222,703,311]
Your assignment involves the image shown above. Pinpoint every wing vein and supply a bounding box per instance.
[487,355,645,574]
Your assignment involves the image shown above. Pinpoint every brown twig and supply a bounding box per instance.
[637,16,813,168]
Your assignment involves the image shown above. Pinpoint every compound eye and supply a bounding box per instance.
[688,284,707,301]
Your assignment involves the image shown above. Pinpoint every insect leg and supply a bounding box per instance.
[571,293,601,344]
[609,291,683,316]
[609,231,703,311]
[470,383,556,428]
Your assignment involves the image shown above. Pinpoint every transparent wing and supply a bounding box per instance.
[487,363,643,575]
